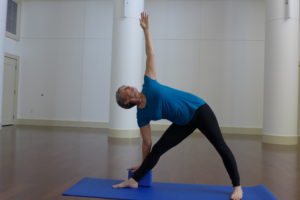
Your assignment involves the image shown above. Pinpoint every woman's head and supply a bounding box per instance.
[115,85,140,109]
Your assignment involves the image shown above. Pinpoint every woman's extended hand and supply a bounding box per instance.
[140,12,149,30]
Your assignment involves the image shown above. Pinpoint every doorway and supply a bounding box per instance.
[299,62,300,135]
[2,54,19,126]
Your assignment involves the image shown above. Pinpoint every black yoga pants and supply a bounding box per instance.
[132,104,240,187]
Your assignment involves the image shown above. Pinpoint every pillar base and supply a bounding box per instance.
[262,134,298,145]
[108,129,140,138]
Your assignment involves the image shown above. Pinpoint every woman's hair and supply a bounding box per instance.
[115,86,136,109]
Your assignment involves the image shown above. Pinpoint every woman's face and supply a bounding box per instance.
[121,86,140,104]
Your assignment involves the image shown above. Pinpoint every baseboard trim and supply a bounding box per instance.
[151,123,170,131]
[16,119,108,129]
[108,129,140,138]
[16,119,262,136]
[221,127,261,135]
[152,124,261,135]
[13,119,300,143]
[262,134,298,145]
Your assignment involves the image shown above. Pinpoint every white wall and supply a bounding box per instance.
[148,0,265,128]
[18,0,265,129]
[299,0,300,135]
[19,0,113,122]
[4,38,21,56]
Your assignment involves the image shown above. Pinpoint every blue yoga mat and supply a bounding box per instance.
[63,177,278,200]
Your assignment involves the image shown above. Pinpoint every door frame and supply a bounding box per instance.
[3,53,20,126]
[299,62,300,135]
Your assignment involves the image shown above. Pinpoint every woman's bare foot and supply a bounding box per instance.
[230,186,243,200]
[112,178,138,188]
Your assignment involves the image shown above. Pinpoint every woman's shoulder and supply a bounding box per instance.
[144,75,159,85]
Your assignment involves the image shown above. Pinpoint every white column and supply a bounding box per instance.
[263,0,299,145]
[0,0,8,127]
[109,0,144,138]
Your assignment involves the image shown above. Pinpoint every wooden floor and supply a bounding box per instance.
[0,125,299,200]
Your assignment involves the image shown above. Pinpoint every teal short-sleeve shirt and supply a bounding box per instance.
[137,76,206,127]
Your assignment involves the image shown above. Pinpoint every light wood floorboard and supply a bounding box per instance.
[0,125,299,199]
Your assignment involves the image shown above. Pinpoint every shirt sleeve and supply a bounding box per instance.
[137,118,150,128]
[144,75,156,84]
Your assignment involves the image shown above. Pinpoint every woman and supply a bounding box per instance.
[112,12,243,200]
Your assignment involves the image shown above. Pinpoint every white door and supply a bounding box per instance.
[2,56,17,126]
[299,65,300,135]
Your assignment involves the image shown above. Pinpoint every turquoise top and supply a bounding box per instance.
[137,76,206,127]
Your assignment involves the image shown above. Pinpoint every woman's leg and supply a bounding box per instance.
[132,122,196,182]
[195,104,240,187]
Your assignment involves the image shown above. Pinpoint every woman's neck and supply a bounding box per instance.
[137,93,146,109]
